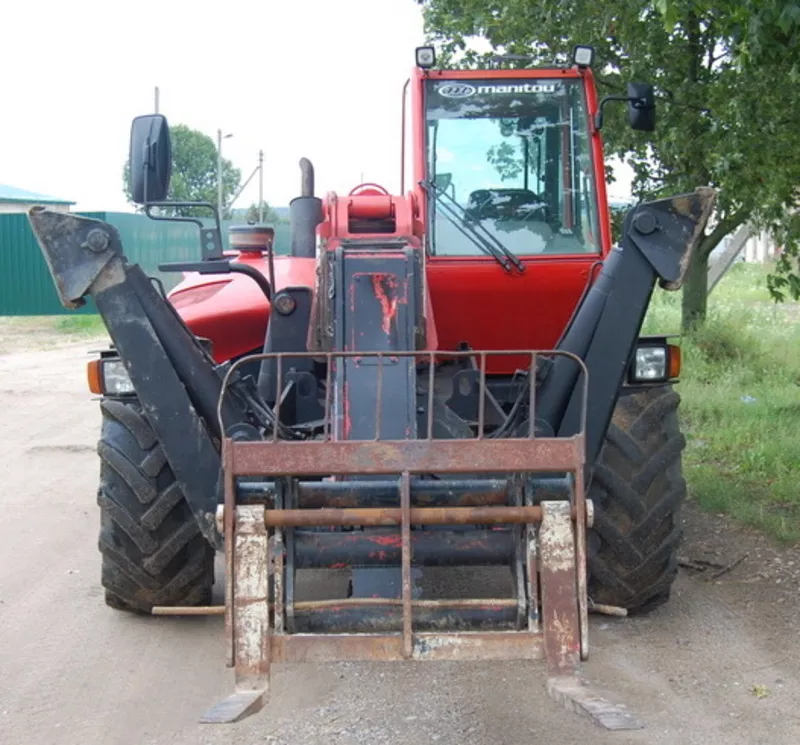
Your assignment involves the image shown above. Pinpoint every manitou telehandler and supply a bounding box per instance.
[29,44,714,728]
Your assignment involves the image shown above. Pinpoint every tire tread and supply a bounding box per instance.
[588,385,686,614]
[97,400,214,614]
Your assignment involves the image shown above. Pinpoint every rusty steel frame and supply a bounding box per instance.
[199,348,641,729]
[215,348,589,444]
[259,504,572,527]
[202,497,584,724]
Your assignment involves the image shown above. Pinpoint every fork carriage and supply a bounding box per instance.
[202,348,604,724]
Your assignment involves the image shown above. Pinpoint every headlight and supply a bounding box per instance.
[87,358,135,396]
[634,346,667,381]
[629,342,681,384]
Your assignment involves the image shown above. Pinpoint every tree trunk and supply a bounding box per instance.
[680,213,748,332]
[680,245,710,331]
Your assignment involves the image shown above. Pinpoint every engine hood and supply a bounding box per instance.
[167,255,317,362]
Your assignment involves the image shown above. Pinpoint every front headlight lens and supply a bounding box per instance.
[103,359,135,395]
[634,346,667,381]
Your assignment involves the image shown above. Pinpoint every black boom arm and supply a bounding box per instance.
[26,208,259,548]
[537,187,716,471]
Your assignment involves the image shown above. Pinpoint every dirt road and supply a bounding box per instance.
[1,327,799,745]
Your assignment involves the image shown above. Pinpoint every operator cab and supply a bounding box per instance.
[425,77,600,258]
[409,46,658,368]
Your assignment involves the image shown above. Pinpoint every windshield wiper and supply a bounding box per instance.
[421,180,525,274]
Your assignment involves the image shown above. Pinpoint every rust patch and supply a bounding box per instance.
[230,437,584,477]
[261,505,553,528]
[400,471,413,659]
[664,186,717,291]
[371,273,400,335]
[539,501,580,676]
[203,504,269,724]
[341,381,351,439]
[269,631,544,664]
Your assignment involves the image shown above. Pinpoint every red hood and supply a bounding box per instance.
[167,254,317,363]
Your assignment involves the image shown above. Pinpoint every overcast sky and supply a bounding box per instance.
[1,0,632,211]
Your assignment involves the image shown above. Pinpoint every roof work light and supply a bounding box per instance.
[572,45,594,69]
[415,46,436,69]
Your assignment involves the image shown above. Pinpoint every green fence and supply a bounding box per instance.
[0,211,291,316]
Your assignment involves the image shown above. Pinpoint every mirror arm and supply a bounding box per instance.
[595,93,654,131]
[144,201,225,260]
[594,94,630,131]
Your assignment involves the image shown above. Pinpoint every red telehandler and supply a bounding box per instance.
[29,45,714,728]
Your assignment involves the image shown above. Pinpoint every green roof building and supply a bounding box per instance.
[0,183,75,214]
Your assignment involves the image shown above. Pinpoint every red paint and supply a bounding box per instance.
[341,381,351,440]
[167,64,613,378]
[426,258,595,372]
[167,254,316,362]
[370,535,403,548]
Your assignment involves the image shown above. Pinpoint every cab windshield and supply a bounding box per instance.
[425,78,600,257]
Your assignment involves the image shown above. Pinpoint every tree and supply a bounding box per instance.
[655,0,800,304]
[243,201,283,224]
[417,0,800,329]
[122,124,241,219]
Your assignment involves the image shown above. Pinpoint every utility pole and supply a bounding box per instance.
[154,86,159,113]
[258,149,264,223]
[217,129,232,218]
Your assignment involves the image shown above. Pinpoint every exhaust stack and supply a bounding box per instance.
[289,157,323,258]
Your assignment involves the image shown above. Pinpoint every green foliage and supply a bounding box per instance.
[243,201,284,224]
[417,0,800,328]
[641,261,800,542]
[122,124,241,219]
[655,0,800,68]
[609,205,628,245]
[487,140,524,181]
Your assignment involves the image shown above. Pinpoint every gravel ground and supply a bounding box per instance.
[1,327,799,745]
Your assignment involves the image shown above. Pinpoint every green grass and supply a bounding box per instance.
[52,315,107,335]
[0,315,108,353]
[643,261,800,543]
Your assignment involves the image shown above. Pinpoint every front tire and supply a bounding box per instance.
[97,399,215,613]
[587,385,686,614]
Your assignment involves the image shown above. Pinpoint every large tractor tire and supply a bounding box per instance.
[587,384,686,615]
[97,399,215,613]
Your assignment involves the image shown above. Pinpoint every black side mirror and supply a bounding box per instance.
[129,114,172,204]
[627,83,656,132]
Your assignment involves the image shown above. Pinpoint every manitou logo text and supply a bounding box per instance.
[437,84,477,98]
[438,82,558,98]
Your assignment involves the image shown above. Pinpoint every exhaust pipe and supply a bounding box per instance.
[299,157,315,197]
[290,158,323,258]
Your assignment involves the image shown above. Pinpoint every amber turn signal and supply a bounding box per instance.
[668,344,681,379]
[87,359,103,394]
